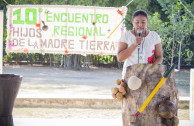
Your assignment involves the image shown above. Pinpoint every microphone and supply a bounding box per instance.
[137,29,142,37]
[137,29,142,49]
[137,29,142,64]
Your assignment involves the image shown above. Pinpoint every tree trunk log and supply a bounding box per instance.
[122,64,178,126]
[73,54,81,70]
[83,55,90,70]
[64,55,72,69]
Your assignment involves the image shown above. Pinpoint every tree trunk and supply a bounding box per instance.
[94,55,97,66]
[122,64,178,126]
[178,39,182,71]
[29,54,33,66]
[60,55,63,67]
[64,55,72,69]
[15,54,20,65]
[63,54,81,70]
[97,56,100,66]
[41,55,45,65]
[49,54,52,67]
[73,54,81,70]
[171,6,175,66]
[113,56,117,67]
[83,55,90,70]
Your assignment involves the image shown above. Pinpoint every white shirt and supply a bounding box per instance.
[119,30,161,78]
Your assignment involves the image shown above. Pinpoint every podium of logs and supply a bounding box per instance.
[114,64,179,126]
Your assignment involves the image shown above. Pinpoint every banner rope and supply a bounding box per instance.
[125,0,134,7]
[3,0,9,5]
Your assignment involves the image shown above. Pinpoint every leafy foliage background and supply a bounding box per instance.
[0,0,193,69]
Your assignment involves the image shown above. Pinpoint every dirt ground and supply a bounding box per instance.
[13,107,189,120]
[3,65,190,98]
[3,65,122,98]
[2,65,191,121]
